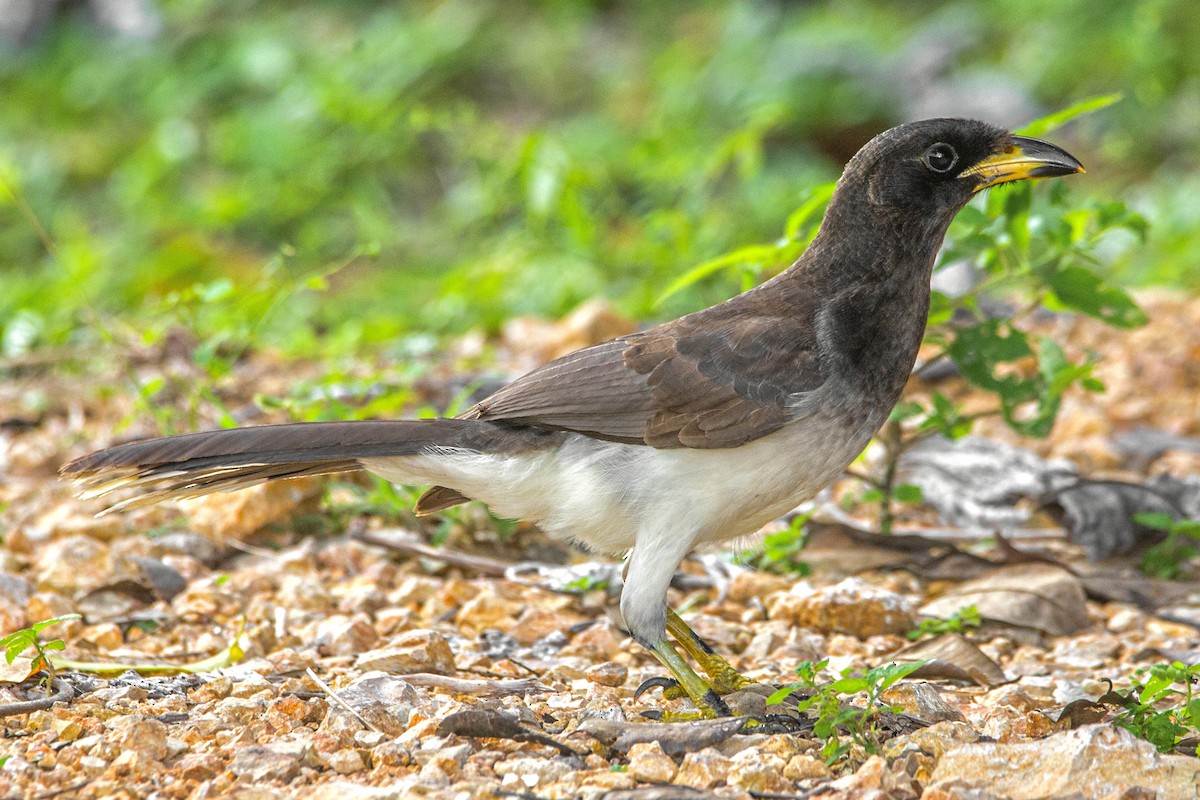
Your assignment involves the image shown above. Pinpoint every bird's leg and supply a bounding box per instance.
[623,536,732,718]
[665,608,756,695]
[642,636,732,718]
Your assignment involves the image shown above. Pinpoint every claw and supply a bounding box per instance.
[634,675,681,701]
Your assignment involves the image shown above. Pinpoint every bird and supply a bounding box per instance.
[62,118,1083,716]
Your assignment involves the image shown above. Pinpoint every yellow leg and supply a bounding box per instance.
[666,608,756,695]
[645,636,731,718]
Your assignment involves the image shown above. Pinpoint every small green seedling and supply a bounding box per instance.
[739,513,812,576]
[0,614,81,695]
[1134,513,1200,580]
[906,605,982,641]
[767,658,926,764]
[1109,661,1200,754]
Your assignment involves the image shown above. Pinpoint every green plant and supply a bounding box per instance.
[738,513,812,576]
[1110,661,1200,754]
[767,658,926,764]
[906,605,982,641]
[0,614,81,694]
[1134,513,1200,580]
[562,575,610,594]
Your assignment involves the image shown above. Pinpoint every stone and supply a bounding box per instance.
[829,754,887,792]
[229,743,304,782]
[784,754,831,781]
[928,724,1200,799]
[372,741,413,769]
[176,753,226,782]
[726,749,791,794]
[768,578,916,638]
[315,614,381,656]
[727,570,791,604]
[52,718,83,742]
[627,741,678,784]
[325,748,366,774]
[106,716,169,762]
[454,591,522,637]
[214,697,266,726]
[35,535,109,592]
[883,721,980,761]
[584,661,628,687]
[881,682,964,722]
[511,605,583,646]
[558,620,623,660]
[0,572,31,633]
[492,756,574,787]
[673,748,731,790]
[180,477,322,541]
[354,631,455,675]
[305,782,405,800]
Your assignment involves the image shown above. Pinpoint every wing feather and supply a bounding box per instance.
[462,284,828,448]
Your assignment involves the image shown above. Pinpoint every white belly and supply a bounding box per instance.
[362,407,877,556]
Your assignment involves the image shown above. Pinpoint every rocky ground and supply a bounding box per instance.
[0,294,1198,799]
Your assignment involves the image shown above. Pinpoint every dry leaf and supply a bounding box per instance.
[892,633,1008,687]
[920,564,1088,636]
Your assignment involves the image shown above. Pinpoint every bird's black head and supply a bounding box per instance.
[839,118,1084,220]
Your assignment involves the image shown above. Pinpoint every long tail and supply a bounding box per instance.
[60,419,507,514]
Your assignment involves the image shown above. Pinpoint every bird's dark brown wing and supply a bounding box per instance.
[460,285,827,449]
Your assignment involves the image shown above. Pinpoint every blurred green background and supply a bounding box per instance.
[1,0,1197,362]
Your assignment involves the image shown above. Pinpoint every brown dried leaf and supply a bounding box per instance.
[920,564,1088,636]
[892,633,1008,687]
[0,657,37,684]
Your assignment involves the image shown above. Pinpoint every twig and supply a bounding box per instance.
[401,673,550,696]
[0,677,75,718]
[354,527,512,576]
[33,778,92,800]
[304,668,384,735]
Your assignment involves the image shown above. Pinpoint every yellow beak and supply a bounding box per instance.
[960,135,1085,192]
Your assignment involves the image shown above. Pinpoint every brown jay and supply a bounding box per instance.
[63,118,1083,716]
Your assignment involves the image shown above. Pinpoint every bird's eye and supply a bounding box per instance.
[922,143,959,173]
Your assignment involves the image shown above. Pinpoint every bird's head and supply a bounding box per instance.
[840,118,1084,220]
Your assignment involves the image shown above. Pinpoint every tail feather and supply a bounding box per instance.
[60,419,501,513]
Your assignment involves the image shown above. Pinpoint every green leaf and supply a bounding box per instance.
[830,676,868,694]
[1017,94,1123,137]
[1134,512,1177,531]
[868,660,927,691]
[893,484,924,505]
[783,182,836,241]
[5,638,31,664]
[923,391,974,439]
[888,401,924,423]
[655,243,783,306]
[30,614,81,634]
[766,683,802,706]
[927,290,954,326]
[1043,264,1147,328]
[946,320,1034,396]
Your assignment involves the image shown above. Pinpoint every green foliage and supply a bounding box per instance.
[906,605,982,641]
[0,614,81,692]
[562,575,611,595]
[1134,513,1200,580]
[738,513,812,577]
[2,2,1194,366]
[768,658,927,764]
[1110,661,1200,754]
